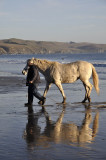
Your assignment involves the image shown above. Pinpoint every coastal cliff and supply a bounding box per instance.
[0,38,106,54]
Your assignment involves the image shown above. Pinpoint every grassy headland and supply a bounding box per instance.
[0,38,106,54]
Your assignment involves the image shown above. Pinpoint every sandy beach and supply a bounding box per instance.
[0,74,106,160]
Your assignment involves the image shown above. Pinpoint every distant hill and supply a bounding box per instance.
[0,38,106,54]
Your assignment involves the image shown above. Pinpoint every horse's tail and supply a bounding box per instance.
[92,65,100,94]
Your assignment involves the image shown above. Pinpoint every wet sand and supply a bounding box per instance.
[0,76,106,160]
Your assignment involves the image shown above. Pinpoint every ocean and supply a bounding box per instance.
[0,53,106,160]
[0,53,106,77]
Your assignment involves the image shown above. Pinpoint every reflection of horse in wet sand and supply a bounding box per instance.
[24,58,99,104]
[23,105,99,148]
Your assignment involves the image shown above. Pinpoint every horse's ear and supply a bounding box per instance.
[31,57,35,64]
[28,57,34,65]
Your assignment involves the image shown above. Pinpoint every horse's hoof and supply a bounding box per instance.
[38,100,43,105]
[42,97,46,105]
[62,102,66,105]
[88,97,91,103]
[62,101,66,104]
[62,97,66,104]
[38,98,46,105]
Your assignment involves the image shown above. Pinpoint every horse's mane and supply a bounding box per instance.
[37,59,56,65]
[42,59,53,63]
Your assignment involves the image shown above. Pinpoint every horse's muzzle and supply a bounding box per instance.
[22,70,27,75]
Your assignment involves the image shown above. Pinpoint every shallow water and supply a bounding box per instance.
[0,53,106,160]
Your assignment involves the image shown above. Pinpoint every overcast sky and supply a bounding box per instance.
[0,0,106,43]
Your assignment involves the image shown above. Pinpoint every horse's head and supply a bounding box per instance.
[28,57,35,65]
[22,58,37,75]
[22,58,32,75]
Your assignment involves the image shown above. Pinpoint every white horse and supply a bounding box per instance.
[23,58,99,104]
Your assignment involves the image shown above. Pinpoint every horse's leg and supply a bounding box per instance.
[82,80,93,103]
[55,82,66,104]
[82,83,89,103]
[43,82,52,97]
[87,82,93,102]
[38,82,52,105]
